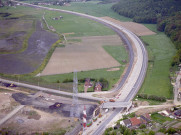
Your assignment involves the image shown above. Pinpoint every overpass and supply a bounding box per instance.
[102,101,132,109]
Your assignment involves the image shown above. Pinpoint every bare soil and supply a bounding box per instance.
[135,105,174,116]
[0,19,32,52]
[107,67,120,71]
[101,17,156,36]
[1,106,73,134]
[0,92,20,120]
[41,35,122,75]
[0,21,59,74]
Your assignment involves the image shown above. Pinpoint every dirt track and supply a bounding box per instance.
[101,17,156,36]
[41,35,122,75]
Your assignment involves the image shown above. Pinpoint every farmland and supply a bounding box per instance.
[0,6,59,74]
[33,1,132,22]
[44,10,115,37]
[139,24,176,99]
[41,35,122,75]
[41,35,128,92]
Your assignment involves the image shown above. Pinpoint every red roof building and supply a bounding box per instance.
[130,117,142,127]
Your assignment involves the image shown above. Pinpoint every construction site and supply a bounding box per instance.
[0,72,104,135]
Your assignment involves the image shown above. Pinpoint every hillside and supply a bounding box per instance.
[112,0,181,66]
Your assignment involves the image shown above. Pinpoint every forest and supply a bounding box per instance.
[112,0,181,66]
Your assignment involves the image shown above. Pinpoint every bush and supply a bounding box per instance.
[165,128,177,134]
[140,124,146,129]
[63,79,73,83]
[138,94,166,102]
[137,94,148,99]
[99,78,109,89]
[148,131,155,135]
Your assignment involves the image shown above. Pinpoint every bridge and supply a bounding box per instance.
[102,101,132,110]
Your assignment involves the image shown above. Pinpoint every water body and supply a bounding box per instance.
[0,21,59,74]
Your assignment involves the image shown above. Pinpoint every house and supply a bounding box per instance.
[94,82,102,92]
[140,113,151,124]
[174,109,181,118]
[129,117,142,128]
[123,119,132,128]
[84,78,93,87]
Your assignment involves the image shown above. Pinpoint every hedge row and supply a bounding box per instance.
[137,94,166,102]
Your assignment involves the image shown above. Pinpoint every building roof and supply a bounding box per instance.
[123,119,131,126]
[95,82,102,87]
[130,117,142,126]
[174,109,181,116]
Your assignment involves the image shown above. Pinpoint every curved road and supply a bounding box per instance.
[10,1,148,134]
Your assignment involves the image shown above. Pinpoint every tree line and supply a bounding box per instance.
[112,0,181,66]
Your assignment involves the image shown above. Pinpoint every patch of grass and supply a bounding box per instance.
[67,38,81,42]
[151,113,173,124]
[47,1,132,22]
[139,24,176,98]
[44,10,115,37]
[103,45,128,64]
[0,6,44,19]
[41,66,124,91]
[135,98,164,105]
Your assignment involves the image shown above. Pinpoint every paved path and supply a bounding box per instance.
[0,105,24,126]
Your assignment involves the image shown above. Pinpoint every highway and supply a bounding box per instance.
[10,1,148,134]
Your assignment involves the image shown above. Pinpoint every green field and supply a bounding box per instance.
[139,24,176,98]
[41,66,124,92]
[47,1,132,22]
[44,10,115,37]
[151,113,173,124]
[103,45,128,64]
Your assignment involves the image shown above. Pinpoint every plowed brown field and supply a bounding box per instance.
[41,35,122,75]
[101,17,156,36]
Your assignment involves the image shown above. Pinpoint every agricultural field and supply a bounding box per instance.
[44,10,115,37]
[41,35,128,92]
[101,17,156,36]
[139,24,176,99]
[0,6,59,74]
[30,1,132,22]
[41,35,122,75]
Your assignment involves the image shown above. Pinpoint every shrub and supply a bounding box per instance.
[140,124,146,129]
[63,79,73,83]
